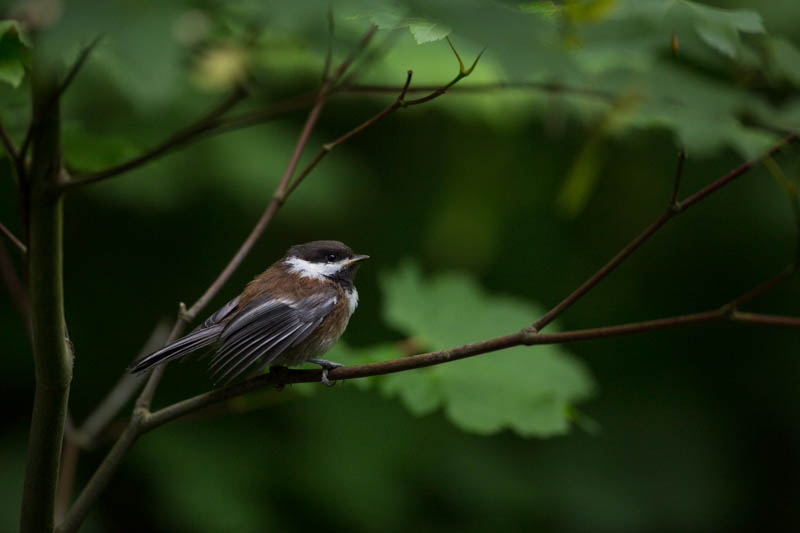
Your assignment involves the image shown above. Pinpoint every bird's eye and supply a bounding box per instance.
[326,253,337,262]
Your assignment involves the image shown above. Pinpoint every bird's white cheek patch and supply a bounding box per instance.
[285,256,347,279]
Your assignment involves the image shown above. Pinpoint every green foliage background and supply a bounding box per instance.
[1,0,800,530]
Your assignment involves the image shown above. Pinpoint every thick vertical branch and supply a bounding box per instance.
[20,57,72,533]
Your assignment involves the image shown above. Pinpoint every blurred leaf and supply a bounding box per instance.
[767,37,800,85]
[408,19,452,44]
[669,1,764,60]
[62,122,141,172]
[0,20,31,47]
[564,0,618,22]
[0,20,31,88]
[556,133,606,216]
[378,262,595,437]
[520,1,561,18]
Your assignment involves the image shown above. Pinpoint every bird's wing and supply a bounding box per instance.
[208,289,337,384]
[198,295,240,329]
[129,296,241,373]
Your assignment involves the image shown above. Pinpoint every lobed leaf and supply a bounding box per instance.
[375,262,595,437]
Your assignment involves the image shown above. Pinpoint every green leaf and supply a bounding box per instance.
[556,134,606,216]
[0,20,30,88]
[364,9,451,44]
[767,37,800,86]
[519,1,561,18]
[378,262,595,437]
[408,19,452,44]
[0,20,31,47]
[678,1,764,59]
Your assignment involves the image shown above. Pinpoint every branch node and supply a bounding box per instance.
[322,142,334,153]
[131,407,150,427]
[177,301,191,323]
[521,325,539,344]
[272,191,286,205]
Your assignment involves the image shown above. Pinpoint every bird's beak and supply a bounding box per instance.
[344,254,370,267]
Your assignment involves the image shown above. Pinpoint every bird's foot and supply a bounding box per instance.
[309,358,343,387]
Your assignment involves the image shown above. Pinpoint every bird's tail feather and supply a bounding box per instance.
[129,325,223,373]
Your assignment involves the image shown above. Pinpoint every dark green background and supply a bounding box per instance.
[2,0,800,531]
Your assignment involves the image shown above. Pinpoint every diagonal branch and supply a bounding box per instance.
[63,86,250,189]
[531,133,798,332]
[58,27,381,533]
[141,306,799,434]
[286,40,484,196]
[0,220,26,255]
[340,80,615,100]
[19,36,102,161]
[0,118,19,161]
[140,251,800,433]
[0,237,30,326]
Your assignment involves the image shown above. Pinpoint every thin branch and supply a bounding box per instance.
[671,149,686,206]
[141,249,800,433]
[726,263,798,310]
[134,311,189,411]
[0,220,26,255]
[340,80,615,100]
[59,26,382,533]
[56,418,141,533]
[53,36,103,105]
[0,118,19,161]
[19,36,102,160]
[329,25,377,83]
[286,40,484,196]
[531,133,798,333]
[531,210,675,331]
[70,319,171,449]
[679,133,797,211]
[141,303,800,434]
[184,95,327,327]
[286,70,414,196]
[730,311,800,327]
[0,237,30,326]
[63,87,250,188]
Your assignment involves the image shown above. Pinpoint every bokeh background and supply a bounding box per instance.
[2,0,800,531]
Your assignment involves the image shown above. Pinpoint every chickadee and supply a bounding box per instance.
[130,240,368,386]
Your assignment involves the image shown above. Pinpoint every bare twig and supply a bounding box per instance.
[340,80,614,100]
[53,37,103,105]
[141,247,800,432]
[71,319,171,449]
[679,133,797,211]
[671,149,686,206]
[287,39,483,196]
[0,237,30,326]
[286,70,414,196]
[0,119,19,161]
[20,37,102,160]
[730,312,800,327]
[140,303,800,433]
[0,220,26,255]
[64,86,250,188]
[531,133,798,332]
[60,28,469,532]
[726,263,798,311]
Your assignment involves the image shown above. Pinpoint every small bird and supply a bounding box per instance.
[129,240,368,386]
